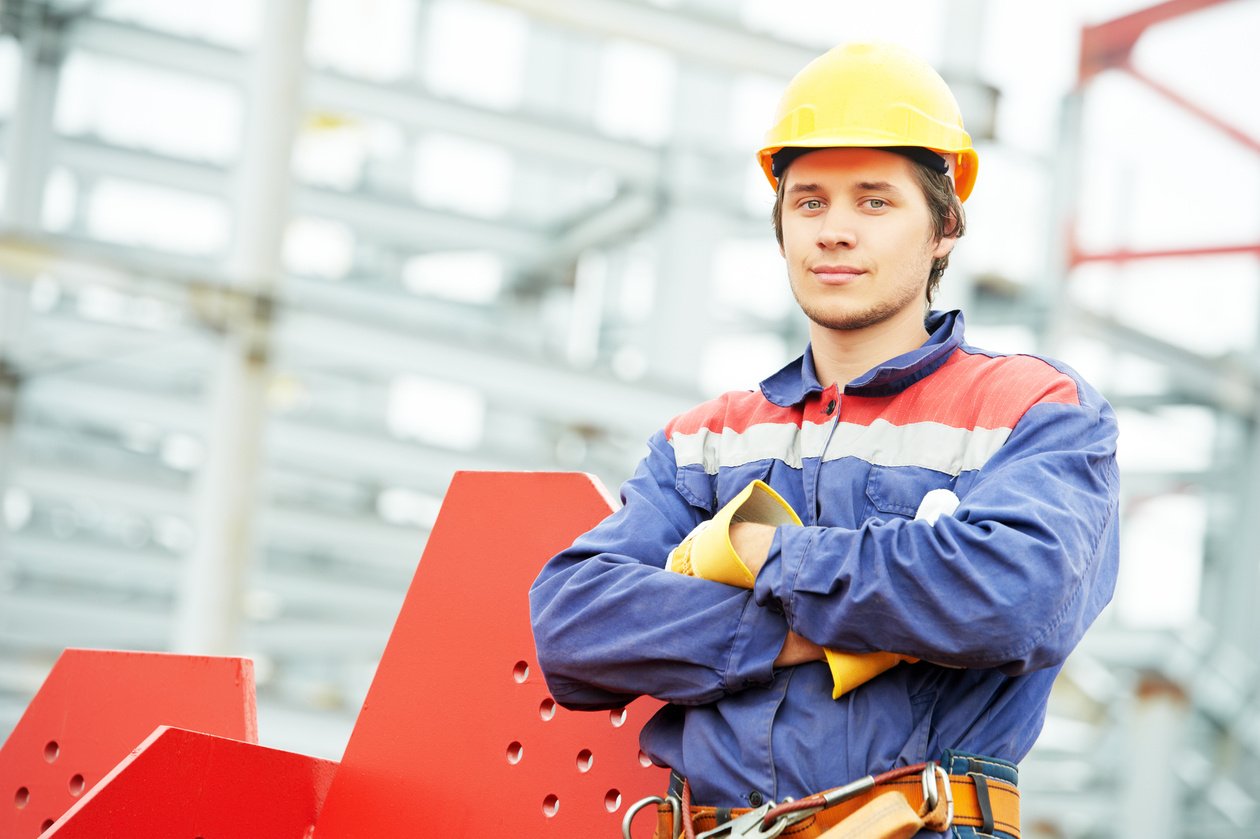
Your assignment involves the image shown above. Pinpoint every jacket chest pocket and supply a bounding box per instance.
[675,465,716,514]
[862,465,957,523]
[676,461,788,515]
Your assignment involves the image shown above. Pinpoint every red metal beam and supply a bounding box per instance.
[0,650,256,839]
[1071,242,1260,267]
[1071,0,1259,282]
[44,727,337,838]
[1124,63,1260,155]
[1079,0,1233,81]
[308,471,668,837]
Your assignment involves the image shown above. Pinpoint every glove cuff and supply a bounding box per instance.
[690,480,800,588]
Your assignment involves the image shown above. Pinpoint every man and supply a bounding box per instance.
[531,41,1118,839]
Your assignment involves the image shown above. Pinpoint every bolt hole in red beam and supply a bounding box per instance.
[577,749,593,773]
[605,789,622,812]
[14,787,29,809]
[506,741,523,765]
[43,742,59,764]
[610,708,627,727]
[512,660,530,683]
[542,794,560,818]
[68,774,85,797]
[539,698,557,721]
[41,818,54,831]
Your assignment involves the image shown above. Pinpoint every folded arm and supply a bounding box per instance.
[753,399,1121,674]
[530,431,793,709]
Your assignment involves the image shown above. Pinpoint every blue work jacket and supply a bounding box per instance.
[530,310,1120,814]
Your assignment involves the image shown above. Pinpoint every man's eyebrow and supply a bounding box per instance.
[854,180,903,194]
[786,180,905,195]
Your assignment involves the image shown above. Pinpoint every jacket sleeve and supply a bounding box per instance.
[753,392,1120,674]
[530,430,790,709]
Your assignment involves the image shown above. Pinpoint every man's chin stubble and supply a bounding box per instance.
[790,275,928,332]
[794,297,910,332]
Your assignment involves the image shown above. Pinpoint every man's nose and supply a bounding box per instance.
[817,210,857,249]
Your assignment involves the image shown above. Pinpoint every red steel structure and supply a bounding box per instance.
[1071,0,1260,267]
[0,651,260,837]
[1,472,666,837]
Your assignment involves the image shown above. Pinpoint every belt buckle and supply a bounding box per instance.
[696,802,785,839]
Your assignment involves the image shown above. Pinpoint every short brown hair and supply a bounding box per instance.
[771,155,966,305]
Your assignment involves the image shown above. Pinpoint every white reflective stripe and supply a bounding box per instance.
[824,419,1011,475]
[671,419,1011,476]
[801,422,833,460]
[670,422,831,472]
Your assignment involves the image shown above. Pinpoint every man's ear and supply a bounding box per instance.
[932,235,957,260]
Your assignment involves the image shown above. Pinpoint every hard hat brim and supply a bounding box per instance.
[757,144,978,203]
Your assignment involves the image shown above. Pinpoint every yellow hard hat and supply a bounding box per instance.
[757,41,979,202]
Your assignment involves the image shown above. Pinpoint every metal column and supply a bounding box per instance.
[1,6,65,571]
[645,62,735,390]
[1120,675,1189,838]
[2,5,62,232]
[171,0,310,654]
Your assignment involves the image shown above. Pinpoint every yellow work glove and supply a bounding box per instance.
[823,649,918,700]
[667,480,801,586]
[667,479,916,699]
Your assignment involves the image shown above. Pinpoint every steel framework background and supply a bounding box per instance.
[0,0,1257,835]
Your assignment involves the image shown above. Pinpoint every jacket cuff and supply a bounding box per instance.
[753,525,808,618]
[724,588,789,691]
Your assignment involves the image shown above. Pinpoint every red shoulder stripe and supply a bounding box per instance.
[838,350,1079,430]
[665,350,1079,439]
[665,390,801,437]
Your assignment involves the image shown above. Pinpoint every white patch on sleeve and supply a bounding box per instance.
[914,488,960,525]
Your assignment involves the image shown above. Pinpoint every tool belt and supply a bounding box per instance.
[625,755,1019,839]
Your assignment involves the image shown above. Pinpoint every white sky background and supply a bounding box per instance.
[2,0,1257,631]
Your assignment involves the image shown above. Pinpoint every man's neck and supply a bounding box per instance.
[808,306,931,389]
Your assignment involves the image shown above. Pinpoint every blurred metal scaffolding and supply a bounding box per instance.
[0,0,1257,835]
[1042,2,1260,835]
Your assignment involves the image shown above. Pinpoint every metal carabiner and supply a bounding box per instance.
[922,761,939,811]
[622,794,681,839]
[920,762,954,827]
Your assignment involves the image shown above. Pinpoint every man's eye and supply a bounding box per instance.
[803,199,823,210]
[865,198,887,209]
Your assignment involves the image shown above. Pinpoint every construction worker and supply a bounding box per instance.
[531,41,1119,839]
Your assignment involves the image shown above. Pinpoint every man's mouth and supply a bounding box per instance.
[810,265,866,284]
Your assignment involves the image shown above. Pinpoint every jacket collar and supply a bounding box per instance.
[759,310,965,407]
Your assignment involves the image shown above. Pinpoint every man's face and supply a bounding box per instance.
[778,148,955,333]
